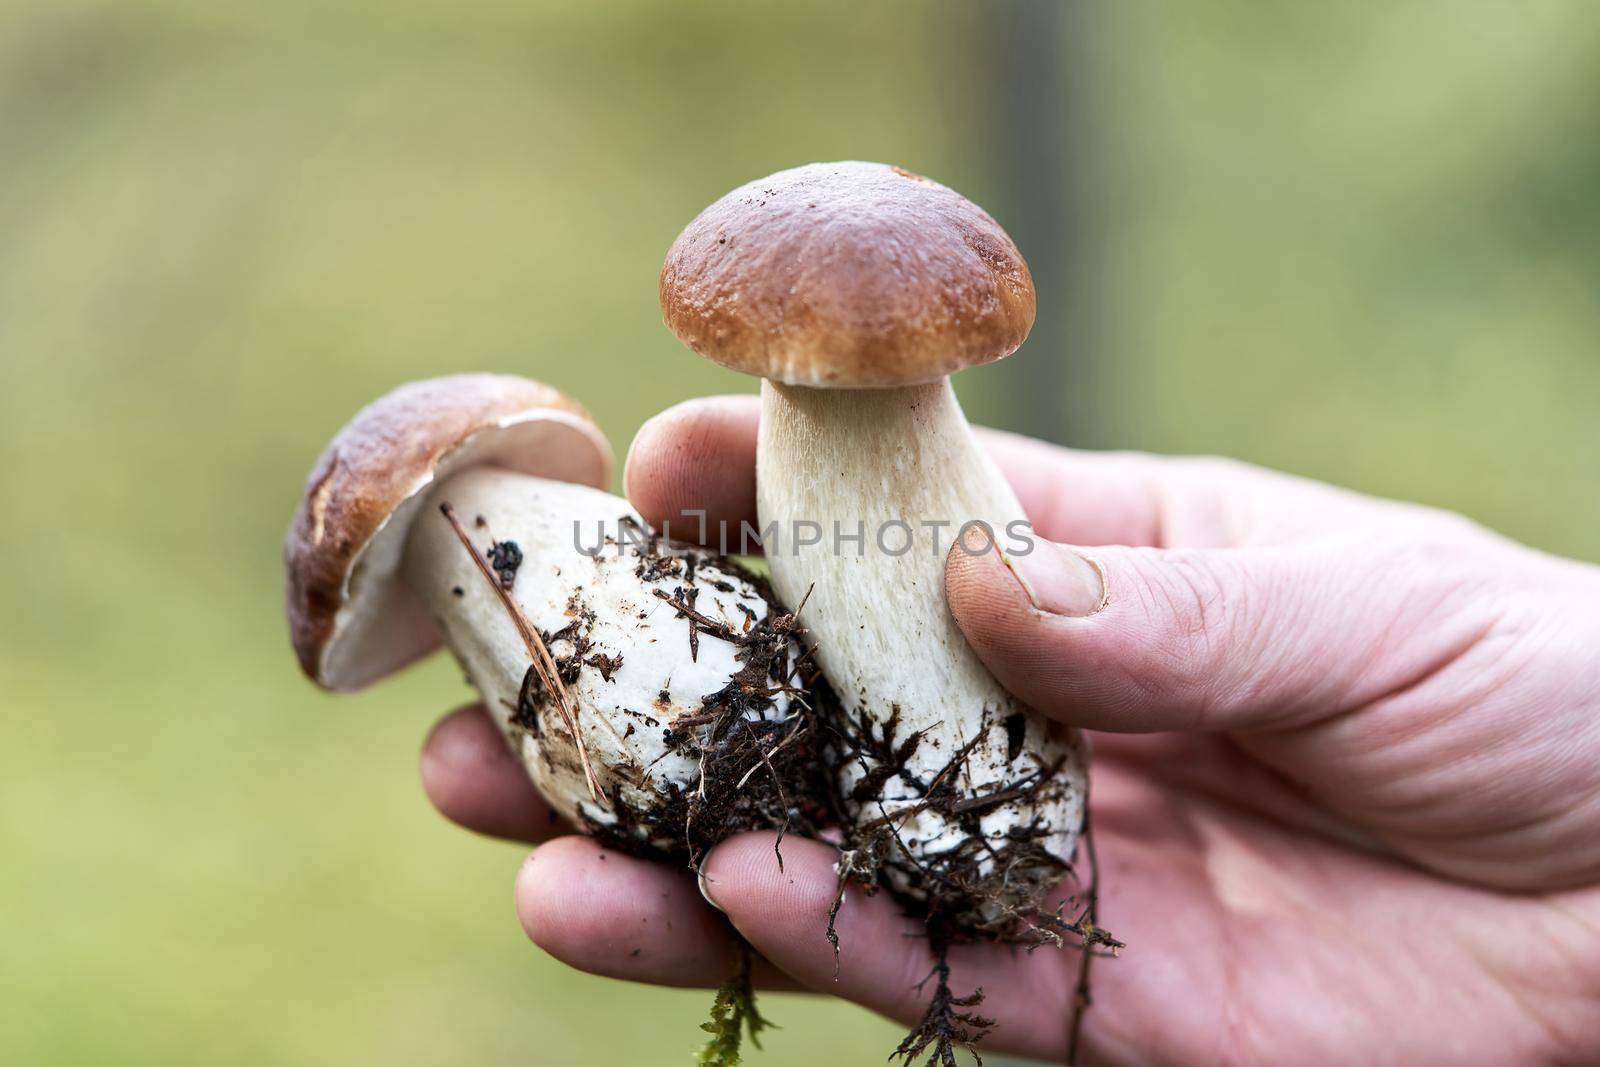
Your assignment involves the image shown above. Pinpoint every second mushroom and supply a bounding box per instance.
[285,374,826,862]
[660,161,1091,940]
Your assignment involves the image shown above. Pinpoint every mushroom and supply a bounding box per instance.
[660,162,1087,935]
[286,374,820,856]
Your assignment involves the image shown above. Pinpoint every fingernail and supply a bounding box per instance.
[697,866,727,914]
[1003,538,1106,617]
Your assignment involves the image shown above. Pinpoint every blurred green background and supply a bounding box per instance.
[2,1,1596,1064]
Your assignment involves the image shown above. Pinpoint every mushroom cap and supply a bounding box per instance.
[285,373,612,691]
[659,161,1036,389]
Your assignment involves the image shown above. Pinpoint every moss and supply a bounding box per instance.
[696,944,772,1067]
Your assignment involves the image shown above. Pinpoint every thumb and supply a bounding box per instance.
[945,531,1399,734]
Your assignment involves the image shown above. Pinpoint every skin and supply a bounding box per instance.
[418,395,1600,1066]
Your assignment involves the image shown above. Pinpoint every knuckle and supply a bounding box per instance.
[1374,533,1497,609]
[1163,455,1263,546]
[1404,502,1501,544]
[1122,548,1252,718]
[1172,453,1252,482]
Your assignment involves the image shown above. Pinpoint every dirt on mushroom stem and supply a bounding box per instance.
[822,703,1119,1065]
[576,574,837,869]
[433,489,835,867]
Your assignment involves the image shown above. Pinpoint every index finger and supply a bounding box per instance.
[624,395,1180,549]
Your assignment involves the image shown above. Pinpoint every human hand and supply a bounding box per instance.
[421,395,1600,1066]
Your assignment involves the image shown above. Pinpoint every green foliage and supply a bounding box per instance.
[697,947,772,1067]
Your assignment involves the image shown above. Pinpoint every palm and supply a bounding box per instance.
[1056,734,1599,1066]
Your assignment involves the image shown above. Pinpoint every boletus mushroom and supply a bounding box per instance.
[660,163,1090,940]
[285,374,824,859]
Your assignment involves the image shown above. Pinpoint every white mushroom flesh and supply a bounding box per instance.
[757,378,1086,925]
[403,466,805,850]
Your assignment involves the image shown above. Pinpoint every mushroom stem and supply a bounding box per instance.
[757,378,1084,926]
[437,500,601,801]
[401,465,815,851]
[757,377,1024,715]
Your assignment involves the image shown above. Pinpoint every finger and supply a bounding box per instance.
[624,396,1387,551]
[985,437,1421,550]
[624,395,1176,549]
[624,395,760,548]
[420,705,567,843]
[978,428,1173,547]
[515,836,798,991]
[700,833,1077,1056]
[946,533,1489,735]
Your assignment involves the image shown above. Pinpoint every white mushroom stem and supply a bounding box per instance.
[756,378,1085,913]
[401,466,803,850]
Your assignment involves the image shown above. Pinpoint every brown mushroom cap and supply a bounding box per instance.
[659,161,1036,389]
[285,373,612,691]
